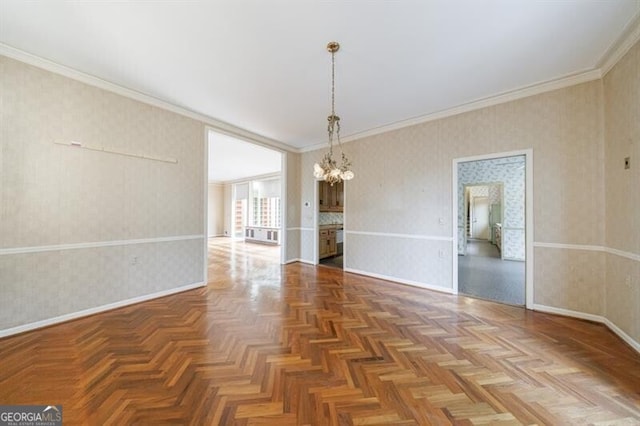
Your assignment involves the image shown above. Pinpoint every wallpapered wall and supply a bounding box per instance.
[298,38,640,348]
[467,185,502,223]
[301,78,605,304]
[468,185,489,199]
[208,183,224,236]
[458,156,525,260]
[604,38,640,343]
[285,152,302,262]
[0,56,205,332]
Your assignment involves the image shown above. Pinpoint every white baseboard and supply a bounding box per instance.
[0,281,206,338]
[533,304,639,353]
[532,304,603,322]
[285,258,316,265]
[344,268,454,295]
[601,317,640,353]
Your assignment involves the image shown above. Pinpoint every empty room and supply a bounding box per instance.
[1,1,639,424]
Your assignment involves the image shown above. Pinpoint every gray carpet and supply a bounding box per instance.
[458,240,525,305]
[320,255,343,269]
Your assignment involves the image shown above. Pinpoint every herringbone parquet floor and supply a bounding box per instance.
[1,238,639,425]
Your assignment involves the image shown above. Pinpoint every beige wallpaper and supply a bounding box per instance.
[285,152,301,261]
[534,247,605,315]
[0,56,205,331]
[286,152,301,229]
[605,254,639,342]
[223,183,233,237]
[604,39,640,255]
[604,37,640,343]
[298,38,640,348]
[208,183,224,236]
[302,80,605,299]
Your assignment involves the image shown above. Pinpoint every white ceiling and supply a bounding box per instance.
[1,1,638,151]
[208,131,281,182]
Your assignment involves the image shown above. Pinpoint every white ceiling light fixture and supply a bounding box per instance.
[313,41,354,185]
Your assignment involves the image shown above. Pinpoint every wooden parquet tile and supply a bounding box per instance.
[0,238,639,425]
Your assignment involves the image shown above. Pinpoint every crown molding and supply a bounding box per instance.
[0,43,296,154]
[599,8,640,76]
[301,68,602,153]
[4,19,637,158]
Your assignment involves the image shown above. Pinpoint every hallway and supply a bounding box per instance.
[459,239,525,305]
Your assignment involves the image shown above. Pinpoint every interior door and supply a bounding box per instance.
[471,196,490,240]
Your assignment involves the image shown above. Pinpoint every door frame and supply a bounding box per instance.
[452,149,534,309]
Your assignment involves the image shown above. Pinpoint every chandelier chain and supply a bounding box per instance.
[331,47,335,118]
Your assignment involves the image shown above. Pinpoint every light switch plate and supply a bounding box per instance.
[624,157,630,169]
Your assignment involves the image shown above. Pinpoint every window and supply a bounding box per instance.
[233,178,281,236]
[251,179,281,228]
[234,199,247,237]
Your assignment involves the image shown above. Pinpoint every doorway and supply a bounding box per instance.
[453,150,533,308]
[206,129,285,275]
[317,180,345,269]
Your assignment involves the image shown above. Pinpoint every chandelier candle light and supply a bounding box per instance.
[313,41,354,185]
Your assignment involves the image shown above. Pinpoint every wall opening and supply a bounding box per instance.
[453,150,534,308]
[206,129,285,274]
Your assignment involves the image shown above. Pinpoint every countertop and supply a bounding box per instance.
[319,224,343,230]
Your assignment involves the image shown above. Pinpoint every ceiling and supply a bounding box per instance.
[1,1,639,151]
[208,131,281,182]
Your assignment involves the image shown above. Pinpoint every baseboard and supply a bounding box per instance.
[0,281,206,339]
[532,304,603,322]
[601,317,640,353]
[533,304,639,354]
[285,258,316,265]
[344,268,454,295]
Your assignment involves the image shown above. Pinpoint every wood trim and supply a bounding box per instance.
[0,44,294,153]
[0,235,205,256]
[534,242,640,262]
[301,71,602,152]
[599,9,640,76]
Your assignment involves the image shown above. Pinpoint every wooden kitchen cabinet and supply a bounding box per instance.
[319,228,337,259]
[319,182,330,211]
[328,229,336,254]
[318,181,344,212]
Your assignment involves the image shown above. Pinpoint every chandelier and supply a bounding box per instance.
[313,41,354,185]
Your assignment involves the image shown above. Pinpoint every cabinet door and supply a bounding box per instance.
[319,182,330,212]
[328,183,338,210]
[319,230,329,257]
[328,229,337,255]
[335,182,344,211]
